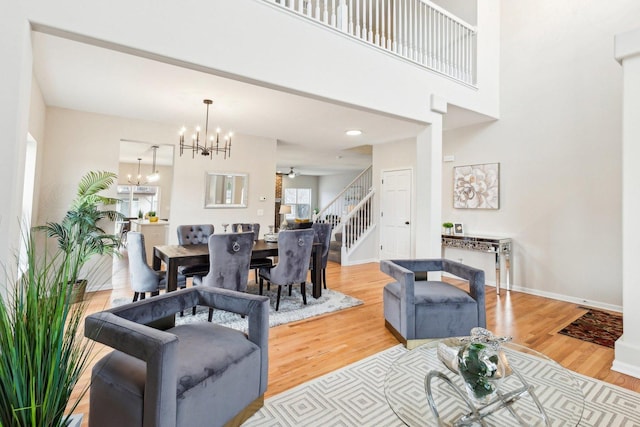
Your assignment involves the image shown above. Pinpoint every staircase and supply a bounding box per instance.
[314,166,374,264]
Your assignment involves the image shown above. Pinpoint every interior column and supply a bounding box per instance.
[613,27,640,379]
[415,97,446,258]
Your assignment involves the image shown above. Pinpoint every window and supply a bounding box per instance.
[284,188,311,220]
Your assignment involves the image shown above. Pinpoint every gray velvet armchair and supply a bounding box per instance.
[85,287,269,427]
[380,259,486,349]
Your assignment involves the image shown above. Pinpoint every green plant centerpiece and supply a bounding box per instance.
[36,171,123,301]
[147,210,158,222]
[456,328,509,405]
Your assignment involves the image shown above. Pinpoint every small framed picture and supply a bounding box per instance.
[453,223,464,236]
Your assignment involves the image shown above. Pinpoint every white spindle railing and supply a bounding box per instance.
[340,191,374,252]
[266,0,477,85]
[313,165,372,232]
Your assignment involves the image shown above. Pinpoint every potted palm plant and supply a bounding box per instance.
[36,170,123,302]
[0,233,95,426]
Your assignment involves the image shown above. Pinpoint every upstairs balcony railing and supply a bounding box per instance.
[265,0,477,85]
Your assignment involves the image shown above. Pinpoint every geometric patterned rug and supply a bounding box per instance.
[559,308,623,348]
[244,345,640,426]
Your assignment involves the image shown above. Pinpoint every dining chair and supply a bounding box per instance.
[193,231,254,321]
[176,224,214,277]
[258,229,315,311]
[127,232,186,302]
[232,223,274,282]
[311,222,332,289]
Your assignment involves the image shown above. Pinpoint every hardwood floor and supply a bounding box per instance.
[71,257,640,426]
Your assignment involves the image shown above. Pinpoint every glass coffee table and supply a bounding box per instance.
[384,341,584,426]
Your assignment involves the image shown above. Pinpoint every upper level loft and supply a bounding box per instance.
[266,0,478,86]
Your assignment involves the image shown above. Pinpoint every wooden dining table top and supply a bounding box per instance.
[153,239,280,260]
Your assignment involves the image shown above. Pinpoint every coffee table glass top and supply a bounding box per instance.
[384,341,584,426]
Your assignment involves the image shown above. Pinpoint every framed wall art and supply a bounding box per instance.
[453,163,500,209]
[453,222,465,236]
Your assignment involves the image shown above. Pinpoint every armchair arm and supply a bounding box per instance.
[442,259,486,327]
[85,312,178,427]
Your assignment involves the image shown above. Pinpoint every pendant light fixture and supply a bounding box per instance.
[179,99,232,159]
[128,158,147,186]
[147,145,160,182]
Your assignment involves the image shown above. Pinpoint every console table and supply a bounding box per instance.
[441,234,512,296]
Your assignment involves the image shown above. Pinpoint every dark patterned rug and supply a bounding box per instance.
[558,308,623,348]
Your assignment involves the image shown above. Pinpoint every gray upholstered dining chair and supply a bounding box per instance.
[85,286,269,427]
[380,258,486,349]
[127,231,186,302]
[232,223,273,282]
[176,224,214,277]
[258,229,315,311]
[193,232,254,321]
[311,222,332,289]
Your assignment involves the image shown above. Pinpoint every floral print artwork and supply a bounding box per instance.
[453,163,500,209]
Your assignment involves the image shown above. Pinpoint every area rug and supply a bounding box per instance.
[111,282,362,333]
[558,308,623,348]
[243,345,640,426]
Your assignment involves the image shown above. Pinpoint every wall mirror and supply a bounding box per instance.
[204,172,248,208]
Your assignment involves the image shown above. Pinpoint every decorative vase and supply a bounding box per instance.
[457,341,505,405]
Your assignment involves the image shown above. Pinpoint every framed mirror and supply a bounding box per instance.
[204,172,248,208]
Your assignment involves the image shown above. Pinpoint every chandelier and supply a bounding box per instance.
[179,99,232,159]
[128,158,147,186]
[127,145,160,185]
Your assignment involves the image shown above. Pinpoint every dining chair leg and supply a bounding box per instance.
[276,285,282,311]
[288,284,292,296]
[301,282,307,305]
[192,306,197,316]
[323,269,327,289]
[139,293,146,300]
[259,278,263,295]
[208,308,214,322]
[132,292,139,302]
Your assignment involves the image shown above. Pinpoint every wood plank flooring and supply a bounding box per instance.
[71,257,640,426]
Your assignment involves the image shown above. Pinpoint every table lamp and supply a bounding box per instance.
[279,205,292,231]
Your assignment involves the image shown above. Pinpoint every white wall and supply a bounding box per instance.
[169,134,277,243]
[441,0,640,309]
[28,77,46,228]
[318,171,360,208]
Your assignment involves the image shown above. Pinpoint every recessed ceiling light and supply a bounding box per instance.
[345,129,362,136]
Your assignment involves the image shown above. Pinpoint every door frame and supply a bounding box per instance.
[379,167,413,260]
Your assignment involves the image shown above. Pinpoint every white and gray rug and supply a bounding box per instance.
[243,345,640,426]
[112,282,362,332]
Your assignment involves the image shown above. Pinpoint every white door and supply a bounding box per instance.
[380,169,412,260]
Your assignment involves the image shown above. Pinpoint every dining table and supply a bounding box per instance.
[152,239,324,298]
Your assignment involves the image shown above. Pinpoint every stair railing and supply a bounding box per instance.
[264,0,477,85]
[340,189,375,253]
[313,165,372,231]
